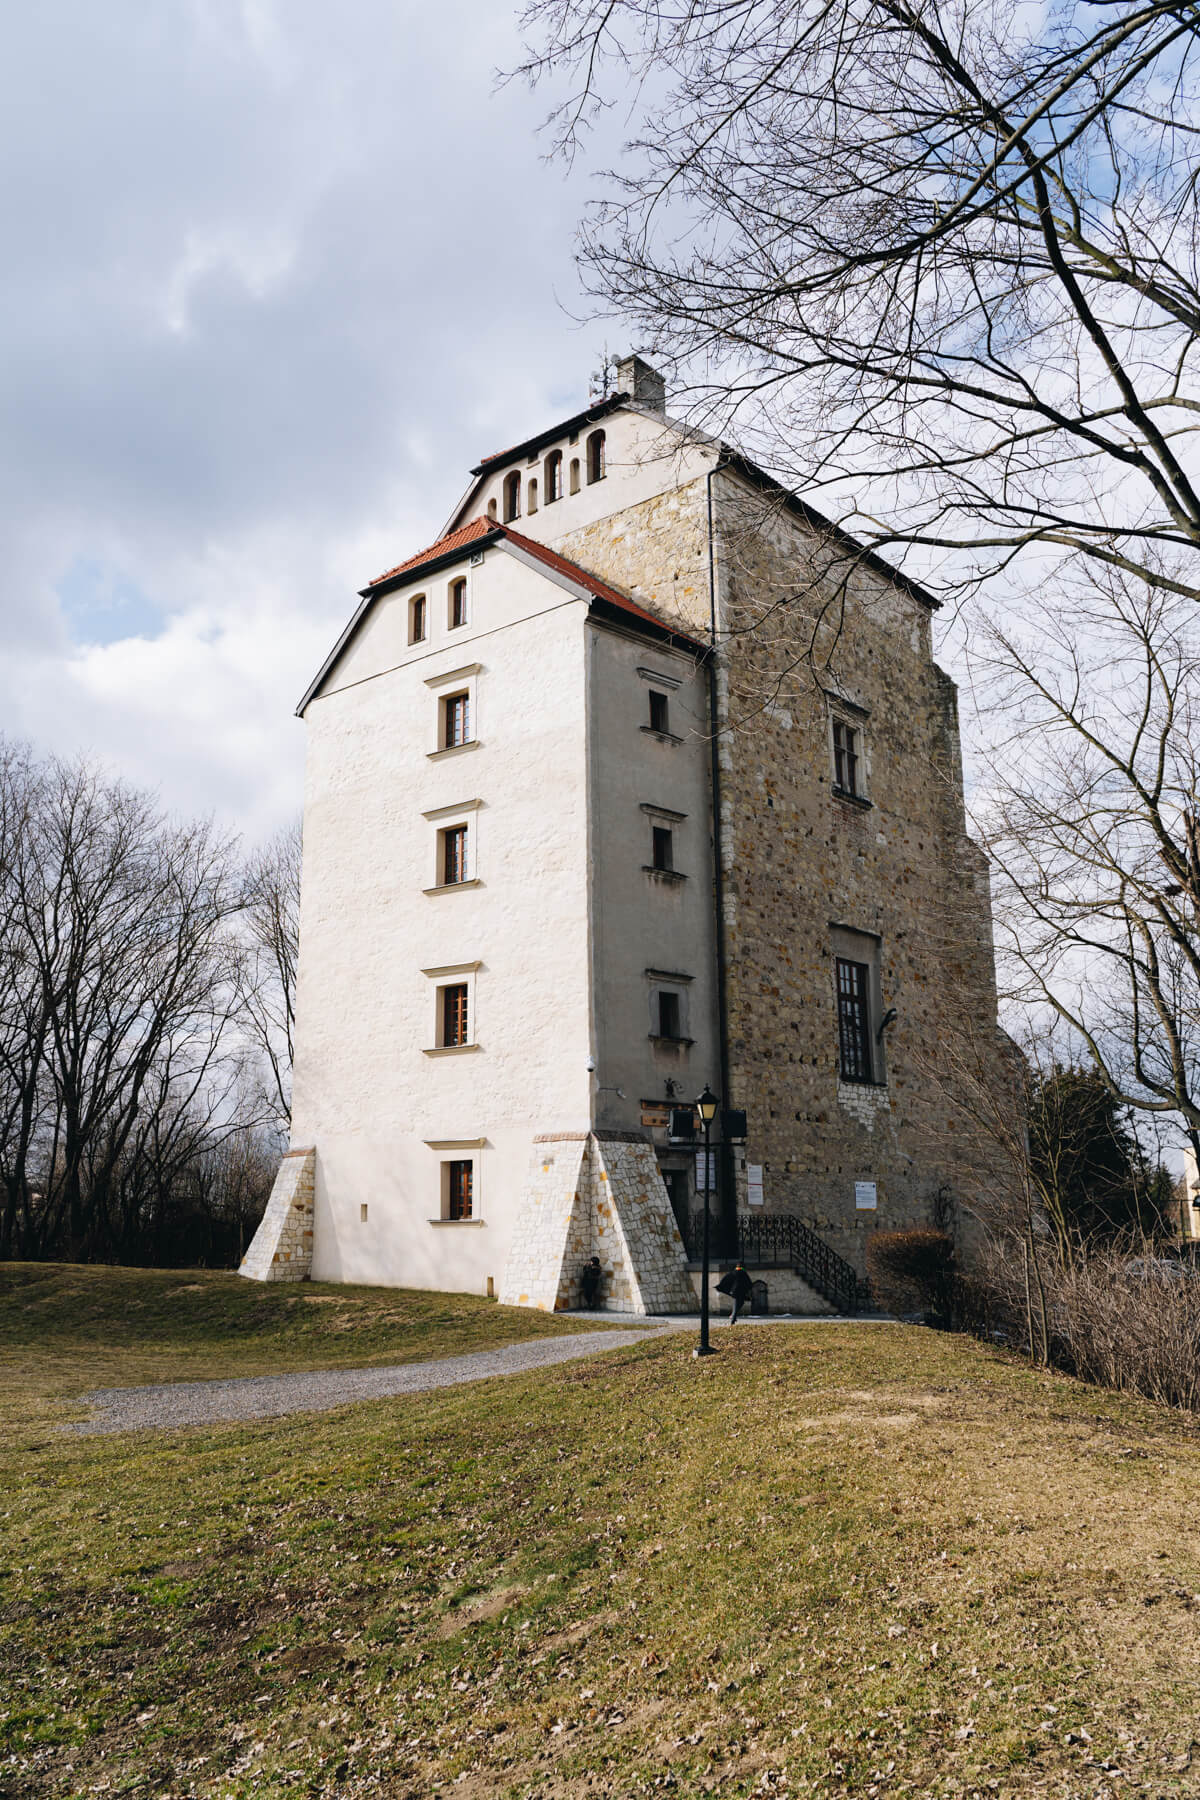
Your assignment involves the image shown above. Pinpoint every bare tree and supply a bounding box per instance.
[0,740,253,1261]
[515,0,1200,610]
[977,572,1200,1172]
[240,821,301,1126]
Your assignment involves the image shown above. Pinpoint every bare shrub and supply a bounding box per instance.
[866,1230,956,1324]
[971,1239,1200,1414]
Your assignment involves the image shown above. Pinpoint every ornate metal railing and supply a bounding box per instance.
[735,1211,871,1315]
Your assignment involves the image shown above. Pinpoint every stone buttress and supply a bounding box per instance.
[499,1131,697,1314]
[239,1148,315,1282]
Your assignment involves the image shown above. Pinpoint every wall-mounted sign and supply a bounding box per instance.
[855,1181,878,1210]
[695,1150,717,1190]
[641,1102,671,1129]
[746,1164,765,1207]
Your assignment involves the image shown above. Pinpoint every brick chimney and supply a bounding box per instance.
[616,353,666,414]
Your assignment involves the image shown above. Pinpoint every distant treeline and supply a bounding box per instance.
[0,737,298,1267]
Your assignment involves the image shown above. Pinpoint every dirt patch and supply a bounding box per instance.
[438,1585,527,1637]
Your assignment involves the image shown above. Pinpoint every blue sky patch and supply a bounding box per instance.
[56,557,165,646]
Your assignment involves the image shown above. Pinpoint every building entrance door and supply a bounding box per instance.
[663,1168,692,1252]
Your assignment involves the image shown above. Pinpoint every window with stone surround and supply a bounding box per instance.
[827,697,871,805]
[648,689,670,734]
[652,825,673,870]
[422,960,481,1052]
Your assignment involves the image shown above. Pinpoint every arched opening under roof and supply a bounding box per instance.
[586,429,606,484]
[544,448,563,503]
[503,470,521,522]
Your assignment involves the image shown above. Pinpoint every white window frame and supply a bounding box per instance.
[422,798,482,894]
[423,1137,488,1226]
[425,662,481,760]
[421,960,482,1055]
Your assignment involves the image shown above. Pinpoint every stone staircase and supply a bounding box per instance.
[734,1211,872,1314]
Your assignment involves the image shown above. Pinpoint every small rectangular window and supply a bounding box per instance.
[652,826,673,871]
[836,957,872,1082]
[833,720,860,796]
[447,1160,473,1221]
[409,594,426,644]
[450,579,468,629]
[443,824,468,885]
[444,691,470,748]
[648,690,670,734]
[658,991,681,1039]
[442,982,469,1046]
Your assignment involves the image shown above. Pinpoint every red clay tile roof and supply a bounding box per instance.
[368,516,495,589]
[365,517,706,652]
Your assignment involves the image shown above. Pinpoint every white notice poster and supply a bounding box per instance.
[746,1164,765,1207]
[694,1151,717,1190]
[855,1181,878,1210]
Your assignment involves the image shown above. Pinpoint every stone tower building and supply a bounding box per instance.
[241,357,1010,1310]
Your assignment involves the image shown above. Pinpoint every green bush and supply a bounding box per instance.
[866,1229,956,1323]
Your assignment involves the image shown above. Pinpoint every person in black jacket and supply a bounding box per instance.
[579,1256,603,1310]
[715,1262,753,1324]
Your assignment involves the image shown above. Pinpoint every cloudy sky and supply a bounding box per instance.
[1,1,617,844]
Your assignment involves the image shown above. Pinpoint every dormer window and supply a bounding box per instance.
[545,449,563,503]
[586,430,606,484]
[503,471,521,522]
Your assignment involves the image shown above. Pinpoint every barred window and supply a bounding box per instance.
[836,957,872,1082]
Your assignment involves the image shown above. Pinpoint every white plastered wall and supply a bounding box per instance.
[450,406,716,554]
[584,623,719,1137]
[291,545,594,1290]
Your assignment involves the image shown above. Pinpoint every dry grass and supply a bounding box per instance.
[3,1276,1200,1796]
[0,1262,632,1438]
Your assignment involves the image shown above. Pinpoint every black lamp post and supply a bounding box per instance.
[694,1083,719,1358]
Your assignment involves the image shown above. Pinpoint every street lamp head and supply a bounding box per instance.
[696,1083,719,1125]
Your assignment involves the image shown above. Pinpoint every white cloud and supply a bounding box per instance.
[0,0,609,846]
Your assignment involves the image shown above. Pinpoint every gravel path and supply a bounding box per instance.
[69,1327,669,1436]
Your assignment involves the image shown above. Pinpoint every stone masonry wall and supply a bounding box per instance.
[712,475,1014,1270]
[240,1148,316,1282]
[551,465,1014,1274]
[499,1133,698,1314]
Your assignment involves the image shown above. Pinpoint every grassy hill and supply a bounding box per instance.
[1,1266,1198,1796]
